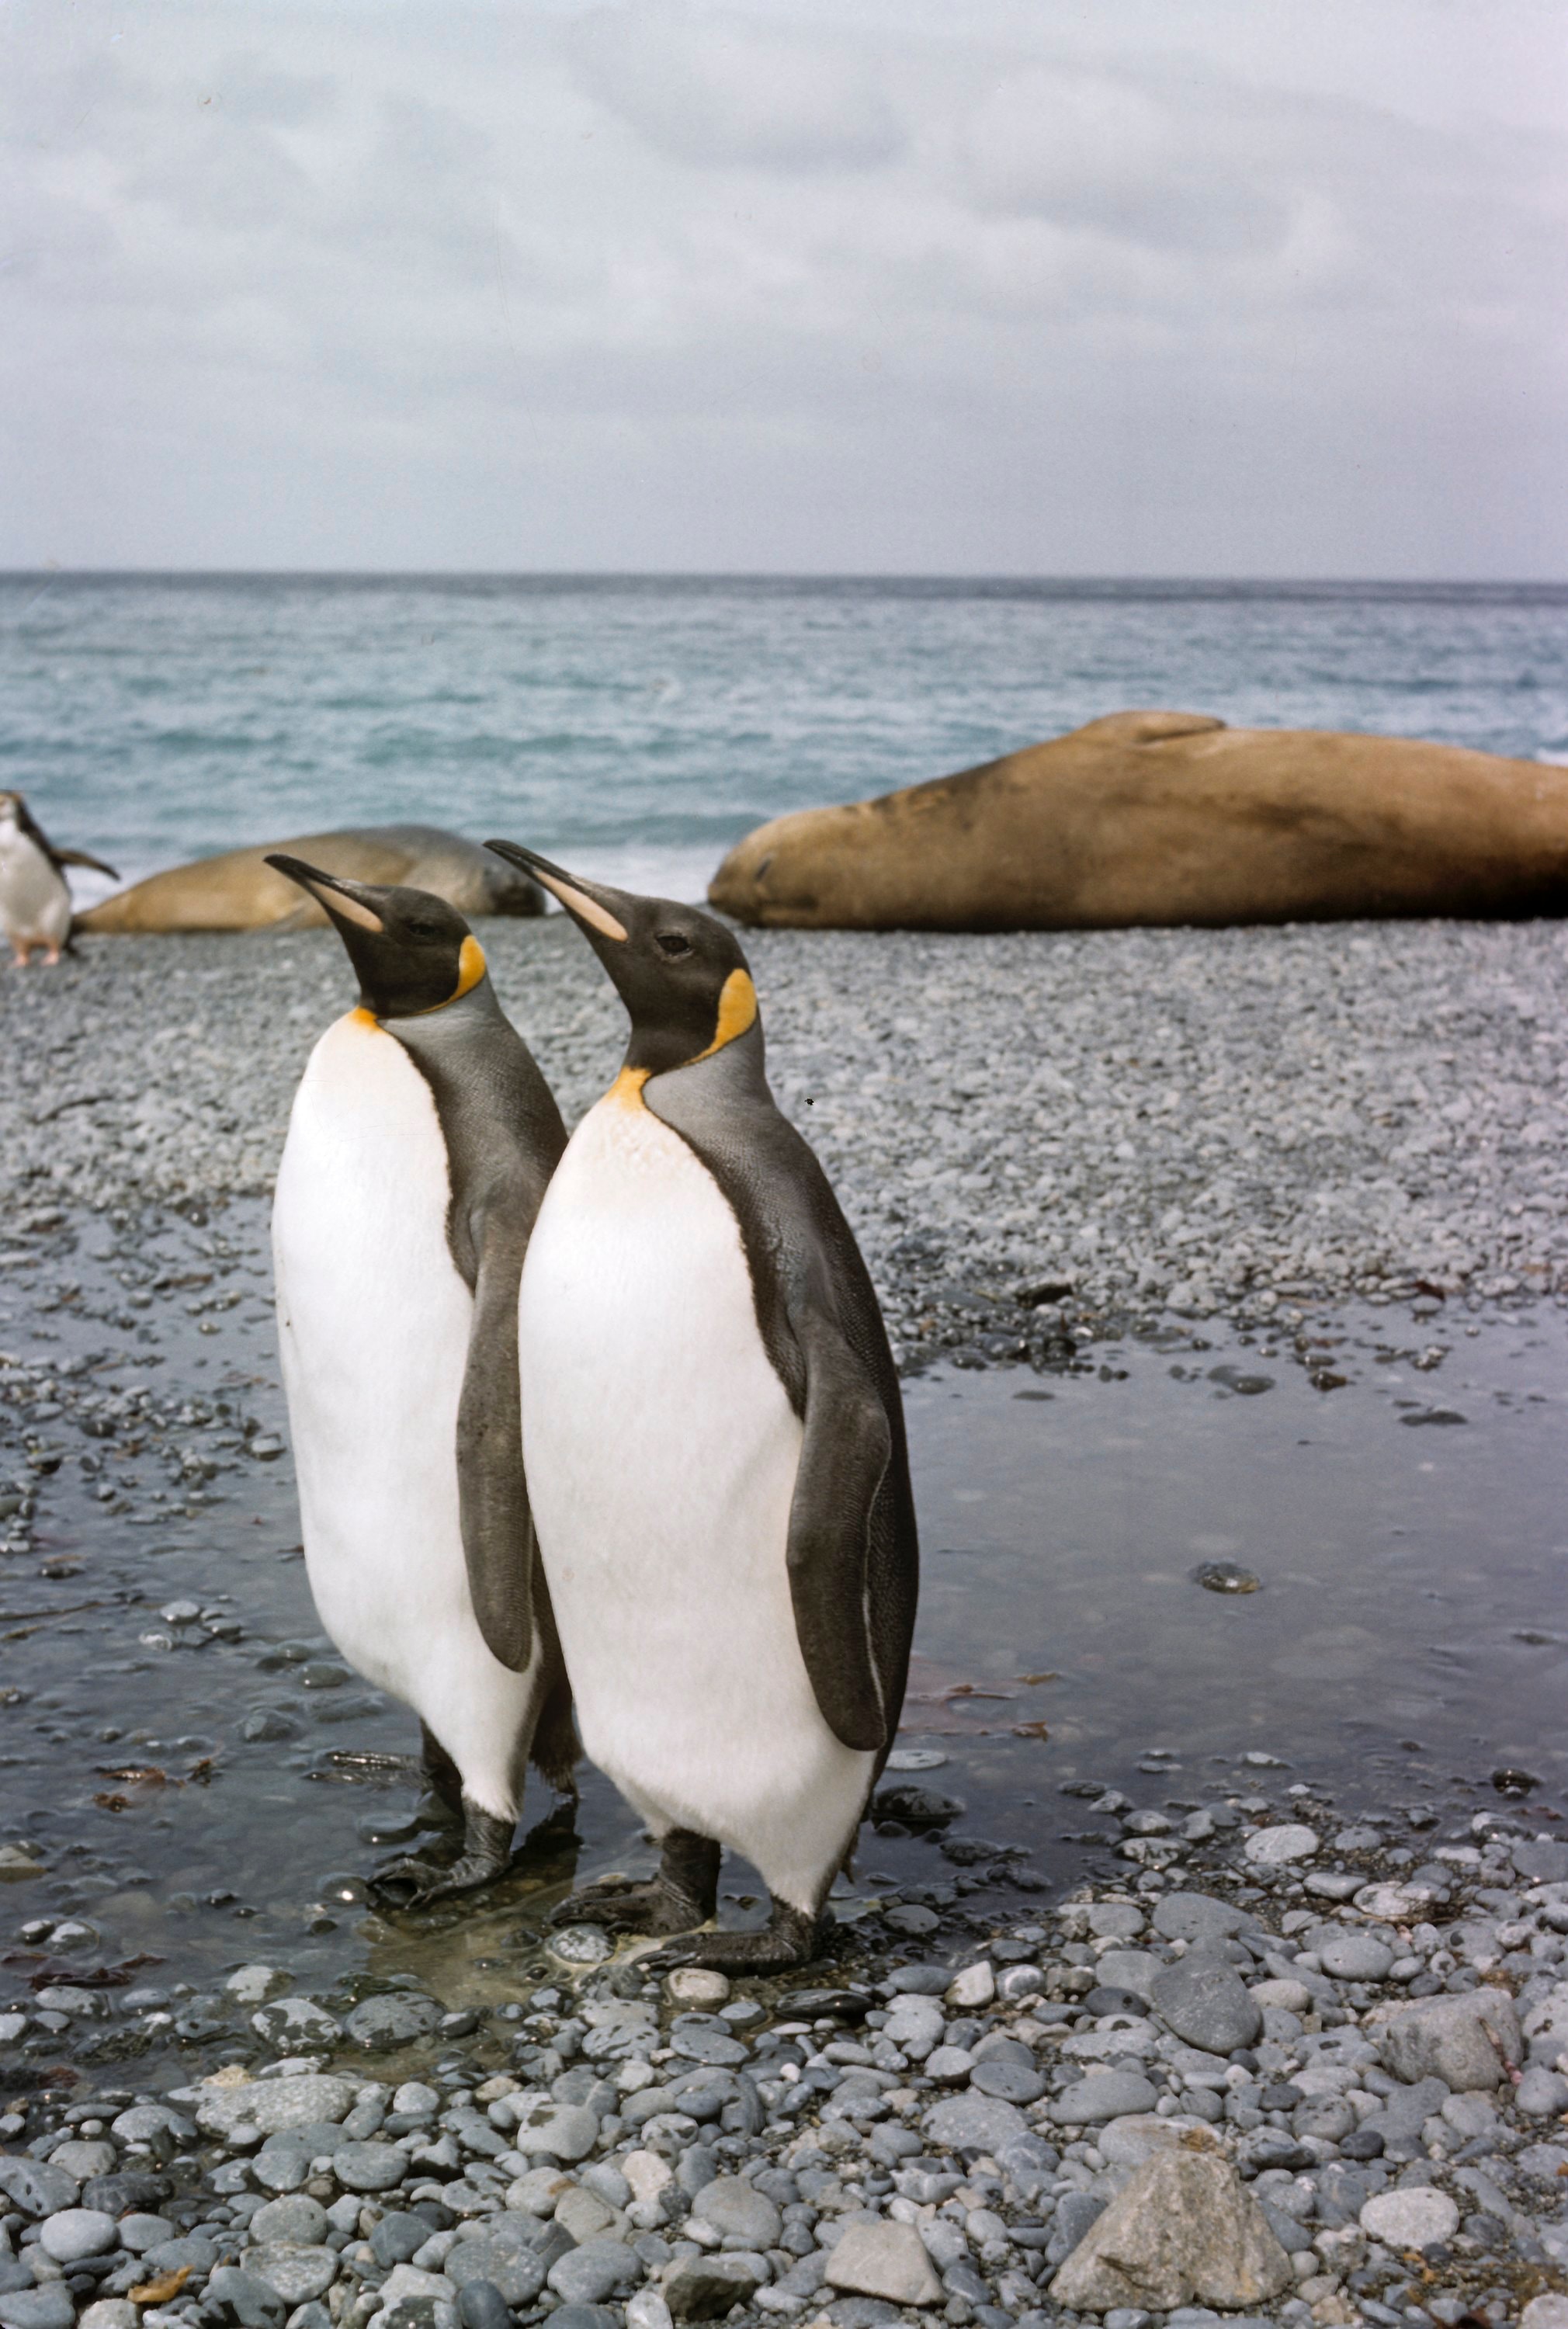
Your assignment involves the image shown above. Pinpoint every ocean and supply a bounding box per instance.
[4,572,1567,907]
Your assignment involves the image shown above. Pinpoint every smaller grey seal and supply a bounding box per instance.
[78,824,544,933]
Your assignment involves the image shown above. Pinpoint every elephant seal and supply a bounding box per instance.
[709,711,1568,932]
[78,824,545,935]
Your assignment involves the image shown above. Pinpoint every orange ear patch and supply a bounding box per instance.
[696,968,758,1060]
[451,933,486,1000]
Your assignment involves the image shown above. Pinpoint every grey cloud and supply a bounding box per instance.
[567,6,905,172]
[0,0,1562,574]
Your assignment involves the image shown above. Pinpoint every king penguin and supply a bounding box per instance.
[269,856,577,1900]
[0,790,117,967]
[486,842,918,1971]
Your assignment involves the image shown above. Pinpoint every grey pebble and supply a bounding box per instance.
[204,2267,288,2329]
[1150,1952,1262,2053]
[454,2285,512,2329]
[0,2289,78,2329]
[547,2241,640,2303]
[1051,2072,1159,2125]
[37,2209,118,2265]
[330,2142,406,2193]
[342,1995,442,2050]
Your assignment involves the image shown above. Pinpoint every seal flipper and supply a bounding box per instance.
[455,1240,535,1671]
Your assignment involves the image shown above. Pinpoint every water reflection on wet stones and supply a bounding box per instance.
[2,1192,1567,2207]
[1192,1560,1263,1595]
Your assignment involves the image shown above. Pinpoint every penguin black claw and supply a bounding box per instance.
[555,1828,721,1935]
[372,1805,515,1905]
[552,1877,707,1937]
[642,1904,826,1977]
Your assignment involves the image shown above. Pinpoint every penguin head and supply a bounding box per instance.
[486,842,756,1076]
[265,856,487,1019]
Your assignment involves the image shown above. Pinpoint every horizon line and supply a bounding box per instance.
[2,567,1565,590]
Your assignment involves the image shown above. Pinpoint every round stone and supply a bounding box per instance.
[39,2208,119,2263]
[1052,2072,1159,2126]
[970,2059,1047,2104]
[550,1925,612,1966]
[456,2286,514,2329]
[664,1968,730,2009]
[1315,1930,1394,1981]
[331,2141,406,2192]
[243,2243,341,2305]
[1358,2188,1459,2249]
[1150,1893,1254,1943]
[1243,1825,1319,1866]
[342,1994,442,2050]
[546,2240,639,2304]
[922,2093,1029,2153]
[689,2175,782,2249]
[250,2196,328,2246]
[251,1997,342,2050]
[0,2289,77,2329]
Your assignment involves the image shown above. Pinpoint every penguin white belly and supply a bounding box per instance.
[519,1087,874,1913]
[0,829,71,950]
[272,1012,538,1820]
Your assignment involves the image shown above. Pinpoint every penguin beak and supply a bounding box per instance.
[266,855,387,934]
[484,842,630,943]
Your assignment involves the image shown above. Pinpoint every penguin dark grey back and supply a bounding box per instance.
[269,856,575,1902]
[489,841,918,1970]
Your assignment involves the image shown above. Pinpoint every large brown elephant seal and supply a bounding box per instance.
[709,711,1568,932]
[78,824,545,933]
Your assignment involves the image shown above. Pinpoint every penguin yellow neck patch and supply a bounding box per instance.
[349,1005,380,1031]
[694,968,758,1062]
[606,1065,650,1108]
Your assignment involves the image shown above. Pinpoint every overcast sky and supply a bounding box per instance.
[3,0,1565,577]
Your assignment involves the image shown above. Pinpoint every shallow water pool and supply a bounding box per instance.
[2,1203,1564,2038]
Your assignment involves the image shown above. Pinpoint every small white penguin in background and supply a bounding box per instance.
[269,856,576,1901]
[487,842,919,1973]
[0,790,117,967]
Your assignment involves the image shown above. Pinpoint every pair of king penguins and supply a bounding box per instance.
[271,845,917,1969]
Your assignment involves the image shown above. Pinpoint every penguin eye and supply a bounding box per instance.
[654,932,694,960]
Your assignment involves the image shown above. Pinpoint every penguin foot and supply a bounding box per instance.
[554,1827,720,1935]
[644,1903,825,1976]
[552,1876,706,1936]
[372,1803,515,1906]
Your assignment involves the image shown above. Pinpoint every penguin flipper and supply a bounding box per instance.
[52,846,120,879]
[455,1251,536,1672]
[786,1307,898,1755]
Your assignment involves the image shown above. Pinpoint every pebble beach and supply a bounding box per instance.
[5,1774,1568,2329]
[8,915,1568,1357]
[4,912,1568,2329]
